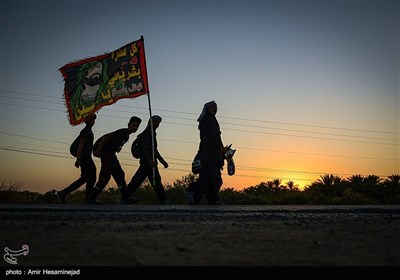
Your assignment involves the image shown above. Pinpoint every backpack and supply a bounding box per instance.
[92,136,103,157]
[69,136,80,157]
[191,159,202,174]
[191,152,202,174]
[131,134,143,159]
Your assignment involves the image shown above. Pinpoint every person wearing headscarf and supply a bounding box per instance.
[124,115,170,204]
[193,101,226,204]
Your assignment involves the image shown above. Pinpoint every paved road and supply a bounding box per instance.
[1,204,400,267]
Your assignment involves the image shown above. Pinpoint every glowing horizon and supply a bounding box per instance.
[1,1,399,194]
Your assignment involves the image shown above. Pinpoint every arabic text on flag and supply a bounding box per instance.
[60,38,149,125]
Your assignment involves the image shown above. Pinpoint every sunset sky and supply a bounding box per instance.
[1,0,399,193]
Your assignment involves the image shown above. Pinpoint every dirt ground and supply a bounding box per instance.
[1,204,400,270]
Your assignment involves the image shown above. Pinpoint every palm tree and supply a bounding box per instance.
[364,175,382,186]
[284,180,299,192]
[384,174,400,196]
[317,174,336,187]
[309,174,344,196]
[243,182,270,196]
[346,174,365,193]
[386,174,400,185]
[265,180,276,193]
[363,175,383,199]
[346,174,384,197]
[272,179,282,192]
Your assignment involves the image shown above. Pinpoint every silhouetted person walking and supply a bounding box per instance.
[87,116,141,204]
[123,115,170,204]
[58,113,97,204]
[189,101,225,204]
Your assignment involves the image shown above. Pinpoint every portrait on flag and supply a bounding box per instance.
[60,38,149,125]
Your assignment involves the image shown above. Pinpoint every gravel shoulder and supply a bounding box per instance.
[1,204,400,267]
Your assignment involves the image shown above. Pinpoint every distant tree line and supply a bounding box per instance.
[222,174,400,205]
[1,174,399,205]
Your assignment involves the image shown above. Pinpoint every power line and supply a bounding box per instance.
[1,145,396,180]
[2,138,397,178]
[0,128,399,161]
[1,132,70,145]
[0,102,63,112]
[1,94,398,181]
[0,147,335,183]
[2,90,60,100]
[3,93,399,142]
[102,105,398,142]
[3,89,399,135]
[1,96,62,105]
[234,145,398,161]
[2,146,395,183]
[1,130,398,161]
[2,101,396,146]
[0,147,71,159]
[8,95,400,142]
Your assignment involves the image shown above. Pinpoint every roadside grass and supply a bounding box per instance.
[1,173,399,205]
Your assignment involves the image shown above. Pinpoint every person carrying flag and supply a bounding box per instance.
[123,115,170,205]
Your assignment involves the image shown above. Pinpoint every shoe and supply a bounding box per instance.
[121,197,141,204]
[85,187,102,204]
[207,200,224,205]
[193,193,204,205]
[57,191,66,204]
[184,189,194,205]
[85,198,103,205]
[119,186,128,197]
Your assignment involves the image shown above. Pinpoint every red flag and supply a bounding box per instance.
[59,37,149,125]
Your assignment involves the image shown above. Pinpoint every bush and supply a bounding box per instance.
[332,189,377,205]
[2,173,400,205]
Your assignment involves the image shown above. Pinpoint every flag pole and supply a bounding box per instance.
[147,92,156,188]
[141,36,156,187]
